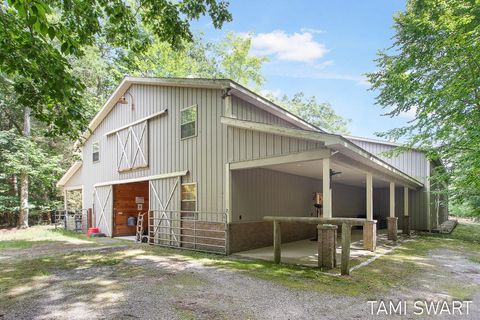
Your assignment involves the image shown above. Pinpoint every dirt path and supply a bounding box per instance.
[1,244,479,319]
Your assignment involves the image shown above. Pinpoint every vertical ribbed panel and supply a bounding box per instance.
[81,85,225,214]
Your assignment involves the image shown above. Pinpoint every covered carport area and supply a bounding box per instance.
[222,119,423,259]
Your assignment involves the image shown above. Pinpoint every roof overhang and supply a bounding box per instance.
[76,77,318,148]
[56,161,82,188]
[221,117,424,189]
[228,82,319,131]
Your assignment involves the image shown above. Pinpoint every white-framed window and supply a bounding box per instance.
[181,182,197,212]
[180,105,197,139]
[92,141,100,163]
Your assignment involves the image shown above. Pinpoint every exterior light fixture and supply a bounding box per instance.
[118,91,135,110]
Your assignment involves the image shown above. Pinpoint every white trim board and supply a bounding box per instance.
[105,109,167,136]
[93,170,188,187]
[57,161,82,188]
[229,149,331,170]
[78,77,316,146]
[221,116,423,189]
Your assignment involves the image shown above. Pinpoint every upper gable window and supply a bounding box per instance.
[92,142,100,163]
[180,105,197,139]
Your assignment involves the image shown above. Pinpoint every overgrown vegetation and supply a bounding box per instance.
[0,2,350,228]
[368,0,480,217]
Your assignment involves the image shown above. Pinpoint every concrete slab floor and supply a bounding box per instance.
[235,229,407,268]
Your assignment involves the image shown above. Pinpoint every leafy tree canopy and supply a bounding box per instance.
[274,92,351,134]
[368,0,480,214]
[118,32,268,89]
[0,0,231,138]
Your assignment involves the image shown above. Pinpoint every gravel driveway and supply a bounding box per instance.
[1,242,479,319]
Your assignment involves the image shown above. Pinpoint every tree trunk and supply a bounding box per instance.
[18,107,31,228]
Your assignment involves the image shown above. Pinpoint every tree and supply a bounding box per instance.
[368,0,480,215]
[1,0,232,137]
[274,93,351,134]
[119,32,267,89]
[1,0,231,227]
[215,32,268,89]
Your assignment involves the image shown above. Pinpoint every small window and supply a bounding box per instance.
[181,183,197,216]
[180,105,197,139]
[92,142,100,163]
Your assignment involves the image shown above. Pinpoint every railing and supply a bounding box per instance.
[53,209,88,232]
[263,216,371,275]
[148,210,228,254]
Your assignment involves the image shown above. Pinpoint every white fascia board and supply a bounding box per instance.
[93,170,188,187]
[104,109,167,136]
[335,138,424,188]
[56,161,82,188]
[75,77,231,147]
[220,116,336,144]
[228,82,321,132]
[221,116,423,188]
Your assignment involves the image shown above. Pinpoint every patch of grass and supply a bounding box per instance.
[0,225,94,247]
[449,222,480,243]
[0,240,34,250]
[440,282,477,300]
[173,304,196,320]
[420,221,480,244]
[0,250,125,296]
[468,256,480,264]
[160,236,473,298]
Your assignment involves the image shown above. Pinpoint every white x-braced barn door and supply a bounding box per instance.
[93,185,113,237]
[116,121,148,171]
[149,177,181,246]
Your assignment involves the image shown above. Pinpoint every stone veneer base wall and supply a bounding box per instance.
[228,221,317,254]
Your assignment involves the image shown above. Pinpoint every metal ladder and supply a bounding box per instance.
[136,212,148,242]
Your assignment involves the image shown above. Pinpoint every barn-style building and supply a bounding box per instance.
[57,77,448,256]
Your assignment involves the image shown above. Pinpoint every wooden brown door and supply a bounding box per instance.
[113,181,149,237]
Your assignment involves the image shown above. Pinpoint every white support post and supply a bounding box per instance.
[389,182,395,218]
[63,189,68,211]
[366,173,373,221]
[323,157,332,218]
[387,181,398,241]
[225,163,232,223]
[404,187,409,217]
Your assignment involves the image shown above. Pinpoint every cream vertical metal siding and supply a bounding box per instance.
[81,85,225,215]
[331,183,366,218]
[231,168,321,222]
[63,166,83,188]
[347,138,436,230]
[231,168,367,222]
[231,96,298,128]
[347,138,428,180]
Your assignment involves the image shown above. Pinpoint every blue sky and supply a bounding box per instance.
[194,0,413,138]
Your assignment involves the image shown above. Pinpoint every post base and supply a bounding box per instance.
[387,217,398,241]
[317,224,338,269]
[403,216,410,235]
[363,220,377,252]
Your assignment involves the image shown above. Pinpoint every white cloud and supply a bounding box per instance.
[251,30,329,62]
[300,27,325,34]
[399,106,417,118]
